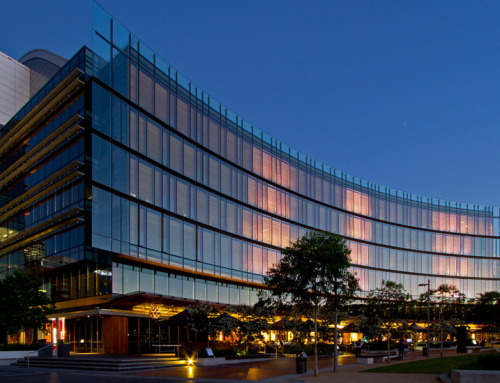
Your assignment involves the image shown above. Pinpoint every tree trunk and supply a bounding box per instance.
[314,302,318,376]
[334,307,338,373]
[440,326,443,357]
[440,306,443,357]
[387,323,391,363]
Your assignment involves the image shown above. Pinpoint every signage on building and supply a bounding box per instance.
[94,270,112,277]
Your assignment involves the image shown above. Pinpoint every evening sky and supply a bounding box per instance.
[2,0,499,207]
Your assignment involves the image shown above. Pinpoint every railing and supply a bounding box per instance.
[180,344,199,365]
[26,343,53,368]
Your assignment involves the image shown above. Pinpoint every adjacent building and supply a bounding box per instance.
[0,3,498,353]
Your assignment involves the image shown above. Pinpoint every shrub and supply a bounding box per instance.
[212,349,238,358]
[366,341,396,351]
[283,343,337,356]
[283,344,312,355]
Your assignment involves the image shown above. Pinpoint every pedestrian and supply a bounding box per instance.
[398,338,405,360]
[354,339,362,358]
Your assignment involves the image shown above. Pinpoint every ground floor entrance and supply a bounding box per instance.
[65,317,103,353]
[62,315,193,354]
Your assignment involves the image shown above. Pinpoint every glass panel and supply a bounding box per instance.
[92,84,111,137]
[92,135,111,187]
[147,208,161,251]
[139,67,154,114]
[138,159,154,203]
[92,187,111,238]
[147,119,162,163]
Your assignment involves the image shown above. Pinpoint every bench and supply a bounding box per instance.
[151,344,181,356]
[380,353,399,363]
[478,347,499,353]
[356,355,374,364]
[356,352,397,364]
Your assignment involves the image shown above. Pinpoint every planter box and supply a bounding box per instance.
[196,357,226,366]
[451,370,500,383]
[225,354,269,360]
[223,357,270,365]
[196,356,270,367]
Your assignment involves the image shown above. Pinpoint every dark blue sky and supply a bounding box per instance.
[2,1,500,207]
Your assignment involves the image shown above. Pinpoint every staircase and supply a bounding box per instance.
[11,355,187,372]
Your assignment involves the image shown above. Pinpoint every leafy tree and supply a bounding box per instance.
[317,308,349,344]
[214,312,240,340]
[473,291,500,327]
[354,314,384,343]
[184,304,239,347]
[263,231,359,375]
[0,269,54,344]
[184,304,223,347]
[366,280,409,362]
[432,284,465,356]
[229,304,274,349]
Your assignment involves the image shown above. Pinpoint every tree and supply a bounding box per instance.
[473,291,500,327]
[432,284,465,356]
[354,314,384,344]
[263,231,359,376]
[184,304,222,347]
[472,291,500,349]
[0,269,54,344]
[184,304,238,348]
[229,304,274,349]
[366,280,409,362]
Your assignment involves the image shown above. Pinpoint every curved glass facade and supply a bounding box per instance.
[88,3,500,302]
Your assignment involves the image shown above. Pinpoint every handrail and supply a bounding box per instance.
[26,343,53,368]
[180,344,199,366]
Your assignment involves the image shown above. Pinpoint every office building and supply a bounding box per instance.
[0,3,498,353]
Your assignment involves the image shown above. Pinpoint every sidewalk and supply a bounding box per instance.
[129,353,357,381]
[127,349,451,382]
[291,360,437,383]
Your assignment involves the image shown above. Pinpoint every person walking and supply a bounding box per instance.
[398,338,405,360]
[354,339,362,358]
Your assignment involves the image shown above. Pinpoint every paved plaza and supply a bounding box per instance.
[0,349,452,383]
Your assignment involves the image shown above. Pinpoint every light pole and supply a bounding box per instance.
[419,279,430,358]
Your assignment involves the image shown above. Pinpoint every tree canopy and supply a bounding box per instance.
[184,304,237,347]
[229,304,274,348]
[365,280,409,362]
[0,269,55,344]
[263,231,359,375]
[472,291,500,327]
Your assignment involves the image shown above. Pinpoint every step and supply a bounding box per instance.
[11,362,187,372]
[14,360,183,367]
[11,357,188,372]
[18,357,182,364]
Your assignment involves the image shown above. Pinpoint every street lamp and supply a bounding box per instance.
[419,279,430,358]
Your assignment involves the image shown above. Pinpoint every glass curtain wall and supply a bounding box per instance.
[91,2,500,301]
